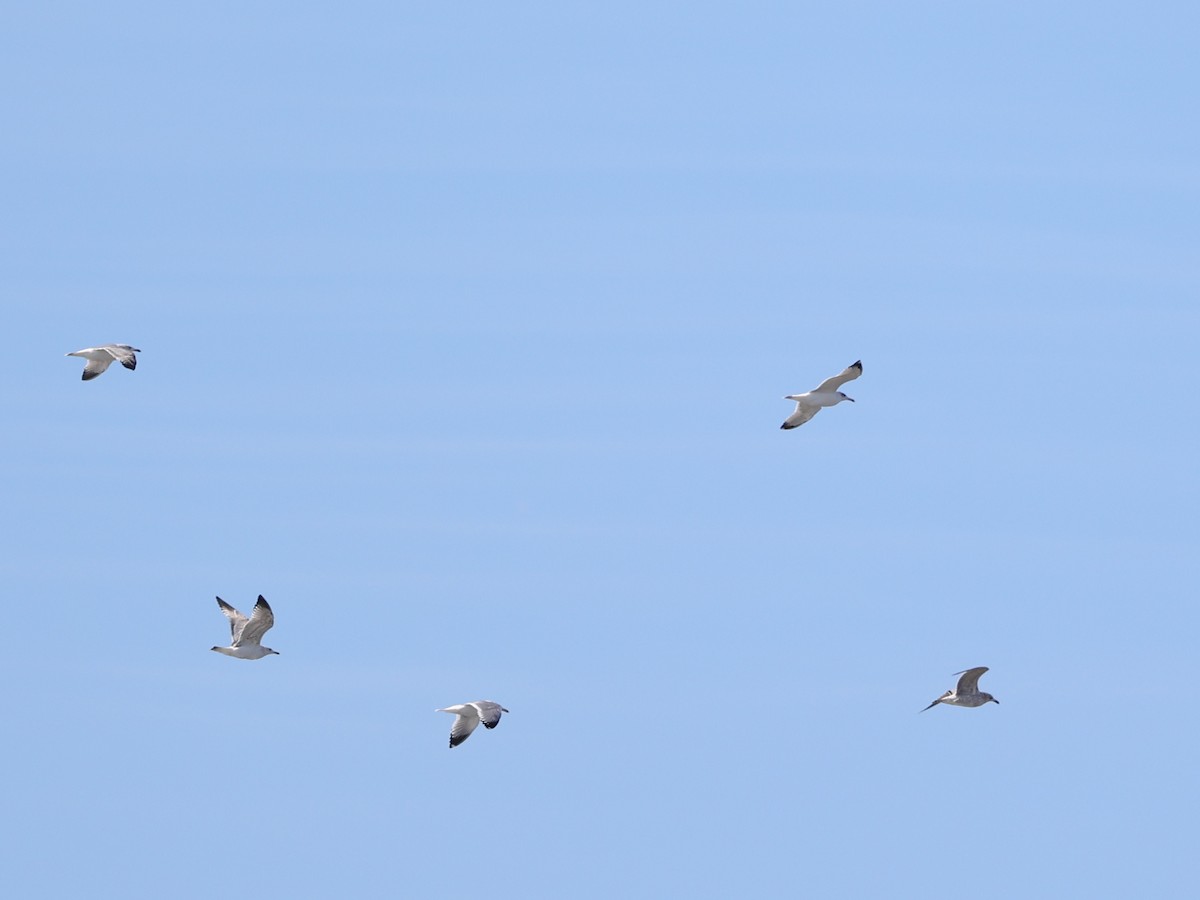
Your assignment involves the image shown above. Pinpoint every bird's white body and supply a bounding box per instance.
[210,595,279,660]
[781,360,862,429]
[436,700,508,748]
[66,344,141,380]
[921,666,999,712]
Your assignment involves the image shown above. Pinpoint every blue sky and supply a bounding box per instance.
[3,3,1197,897]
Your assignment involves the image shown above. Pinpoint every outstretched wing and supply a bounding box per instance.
[106,345,139,370]
[472,702,507,729]
[814,360,862,393]
[449,709,482,747]
[216,597,249,643]
[781,403,820,430]
[81,357,114,380]
[953,666,989,696]
[236,595,275,647]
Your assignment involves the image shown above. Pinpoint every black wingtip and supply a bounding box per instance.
[851,360,862,369]
[122,358,137,370]
[781,423,795,430]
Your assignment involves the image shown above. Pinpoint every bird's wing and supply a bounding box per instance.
[236,596,275,647]
[814,360,862,393]
[216,597,248,643]
[953,667,988,696]
[781,403,820,429]
[472,702,506,729]
[81,357,114,380]
[104,345,139,370]
[449,709,482,747]
[920,691,951,712]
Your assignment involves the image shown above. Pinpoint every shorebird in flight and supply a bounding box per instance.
[66,344,141,381]
[781,360,862,429]
[921,666,999,712]
[436,701,509,748]
[210,595,280,660]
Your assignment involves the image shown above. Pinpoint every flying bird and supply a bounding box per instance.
[66,344,141,381]
[781,360,862,429]
[436,701,509,748]
[210,595,280,660]
[921,666,999,712]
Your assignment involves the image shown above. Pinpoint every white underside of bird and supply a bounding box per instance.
[436,701,509,748]
[781,360,862,429]
[66,344,141,380]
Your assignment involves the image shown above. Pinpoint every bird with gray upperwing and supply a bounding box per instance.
[210,595,280,660]
[921,666,999,712]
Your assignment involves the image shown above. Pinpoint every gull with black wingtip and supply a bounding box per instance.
[210,595,280,660]
[66,344,141,381]
[781,360,862,429]
[436,701,509,748]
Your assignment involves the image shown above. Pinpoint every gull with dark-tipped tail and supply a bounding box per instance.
[781,360,861,429]
[921,666,999,712]
[436,701,508,748]
[210,595,280,660]
[66,344,141,381]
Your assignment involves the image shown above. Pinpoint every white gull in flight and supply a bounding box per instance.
[781,360,862,429]
[210,595,280,660]
[921,666,999,712]
[436,701,509,748]
[66,344,141,381]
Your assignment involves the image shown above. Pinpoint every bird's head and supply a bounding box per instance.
[839,392,855,403]
[983,693,998,704]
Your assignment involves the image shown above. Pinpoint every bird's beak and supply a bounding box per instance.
[992,698,1000,704]
[846,397,855,402]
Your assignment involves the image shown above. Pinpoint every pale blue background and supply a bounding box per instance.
[3,3,1197,897]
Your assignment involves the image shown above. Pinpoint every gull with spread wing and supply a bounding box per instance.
[66,344,141,381]
[210,595,280,660]
[781,360,862,429]
[436,701,509,748]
